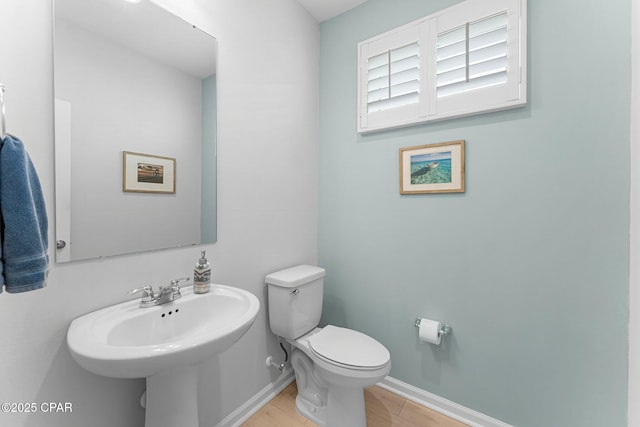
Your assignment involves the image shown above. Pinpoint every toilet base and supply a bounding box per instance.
[295,394,327,426]
[294,383,367,427]
[325,384,366,427]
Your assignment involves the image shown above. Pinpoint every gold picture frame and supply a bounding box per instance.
[399,140,465,194]
[122,151,176,194]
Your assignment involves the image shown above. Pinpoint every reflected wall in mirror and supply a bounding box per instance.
[54,0,217,263]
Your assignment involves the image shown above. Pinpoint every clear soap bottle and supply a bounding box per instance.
[193,250,211,294]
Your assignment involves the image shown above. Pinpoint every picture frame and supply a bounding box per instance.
[399,140,465,194]
[122,151,176,194]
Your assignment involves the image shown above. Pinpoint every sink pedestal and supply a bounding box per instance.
[145,365,199,427]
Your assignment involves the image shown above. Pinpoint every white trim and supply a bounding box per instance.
[213,369,295,427]
[629,0,640,425]
[378,376,514,427]
[54,99,72,263]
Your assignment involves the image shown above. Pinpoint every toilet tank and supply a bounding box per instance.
[265,265,326,339]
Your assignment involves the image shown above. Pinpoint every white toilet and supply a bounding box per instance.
[265,265,391,427]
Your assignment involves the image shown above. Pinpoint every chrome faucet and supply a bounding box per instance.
[128,277,191,308]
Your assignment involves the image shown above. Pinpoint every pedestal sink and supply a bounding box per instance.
[67,284,260,427]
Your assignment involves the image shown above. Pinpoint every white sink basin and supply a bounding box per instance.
[68,284,260,378]
[67,284,260,427]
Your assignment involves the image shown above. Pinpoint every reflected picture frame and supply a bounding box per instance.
[399,140,465,194]
[122,151,176,194]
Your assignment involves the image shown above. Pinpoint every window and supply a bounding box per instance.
[357,0,526,133]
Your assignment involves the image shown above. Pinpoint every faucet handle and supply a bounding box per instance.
[170,277,191,288]
[128,285,155,301]
[170,277,191,295]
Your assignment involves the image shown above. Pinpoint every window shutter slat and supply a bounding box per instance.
[391,68,419,86]
[437,70,507,98]
[469,27,507,53]
[391,55,419,74]
[368,76,388,92]
[368,92,420,113]
[469,56,507,80]
[391,43,419,62]
[391,80,419,98]
[468,12,507,38]
[437,67,467,89]
[368,52,388,70]
[469,41,507,66]
[368,87,389,103]
[437,27,465,49]
[367,65,388,82]
[437,53,466,75]
[437,39,465,62]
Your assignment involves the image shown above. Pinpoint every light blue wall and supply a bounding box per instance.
[318,1,630,426]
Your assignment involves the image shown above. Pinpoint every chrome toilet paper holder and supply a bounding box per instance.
[414,318,452,338]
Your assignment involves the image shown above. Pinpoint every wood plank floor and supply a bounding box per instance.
[240,381,468,427]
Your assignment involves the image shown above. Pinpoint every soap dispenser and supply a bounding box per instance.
[193,250,211,294]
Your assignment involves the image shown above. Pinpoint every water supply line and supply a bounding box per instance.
[265,338,288,372]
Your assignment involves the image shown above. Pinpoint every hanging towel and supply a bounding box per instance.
[0,134,49,293]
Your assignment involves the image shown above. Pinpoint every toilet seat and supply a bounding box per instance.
[308,325,390,370]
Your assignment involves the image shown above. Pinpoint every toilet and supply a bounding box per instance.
[265,265,391,427]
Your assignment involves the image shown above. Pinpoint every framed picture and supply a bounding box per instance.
[122,151,176,194]
[399,140,465,194]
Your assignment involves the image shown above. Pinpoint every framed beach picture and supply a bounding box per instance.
[399,140,465,194]
[122,151,176,194]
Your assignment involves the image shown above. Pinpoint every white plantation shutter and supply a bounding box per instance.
[430,0,525,120]
[436,12,508,98]
[367,42,420,113]
[358,20,428,132]
[357,0,526,133]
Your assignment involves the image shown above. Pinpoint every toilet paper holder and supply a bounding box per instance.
[414,318,452,338]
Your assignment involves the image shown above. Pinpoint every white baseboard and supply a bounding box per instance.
[214,372,512,427]
[378,376,513,427]
[213,369,295,427]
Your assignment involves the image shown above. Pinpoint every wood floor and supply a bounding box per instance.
[240,381,468,427]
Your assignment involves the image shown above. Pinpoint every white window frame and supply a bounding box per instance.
[357,0,526,134]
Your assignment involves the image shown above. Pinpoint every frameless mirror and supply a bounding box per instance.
[54,0,217,263]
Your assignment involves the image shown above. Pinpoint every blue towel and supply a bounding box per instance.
[0,134,49,293]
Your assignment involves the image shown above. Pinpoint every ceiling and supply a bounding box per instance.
[57,0,217,78]
[296,0,369,22]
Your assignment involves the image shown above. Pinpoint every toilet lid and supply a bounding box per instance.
[309,325,390,369]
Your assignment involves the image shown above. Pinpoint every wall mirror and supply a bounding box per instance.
[53,0,217,263]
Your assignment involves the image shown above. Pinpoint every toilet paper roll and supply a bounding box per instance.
[418,318,441,345]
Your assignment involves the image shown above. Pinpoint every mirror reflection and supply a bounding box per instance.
[54,0,217,263]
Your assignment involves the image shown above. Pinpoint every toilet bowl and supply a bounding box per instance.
[265,265,391,427]
[290,326,390,427]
